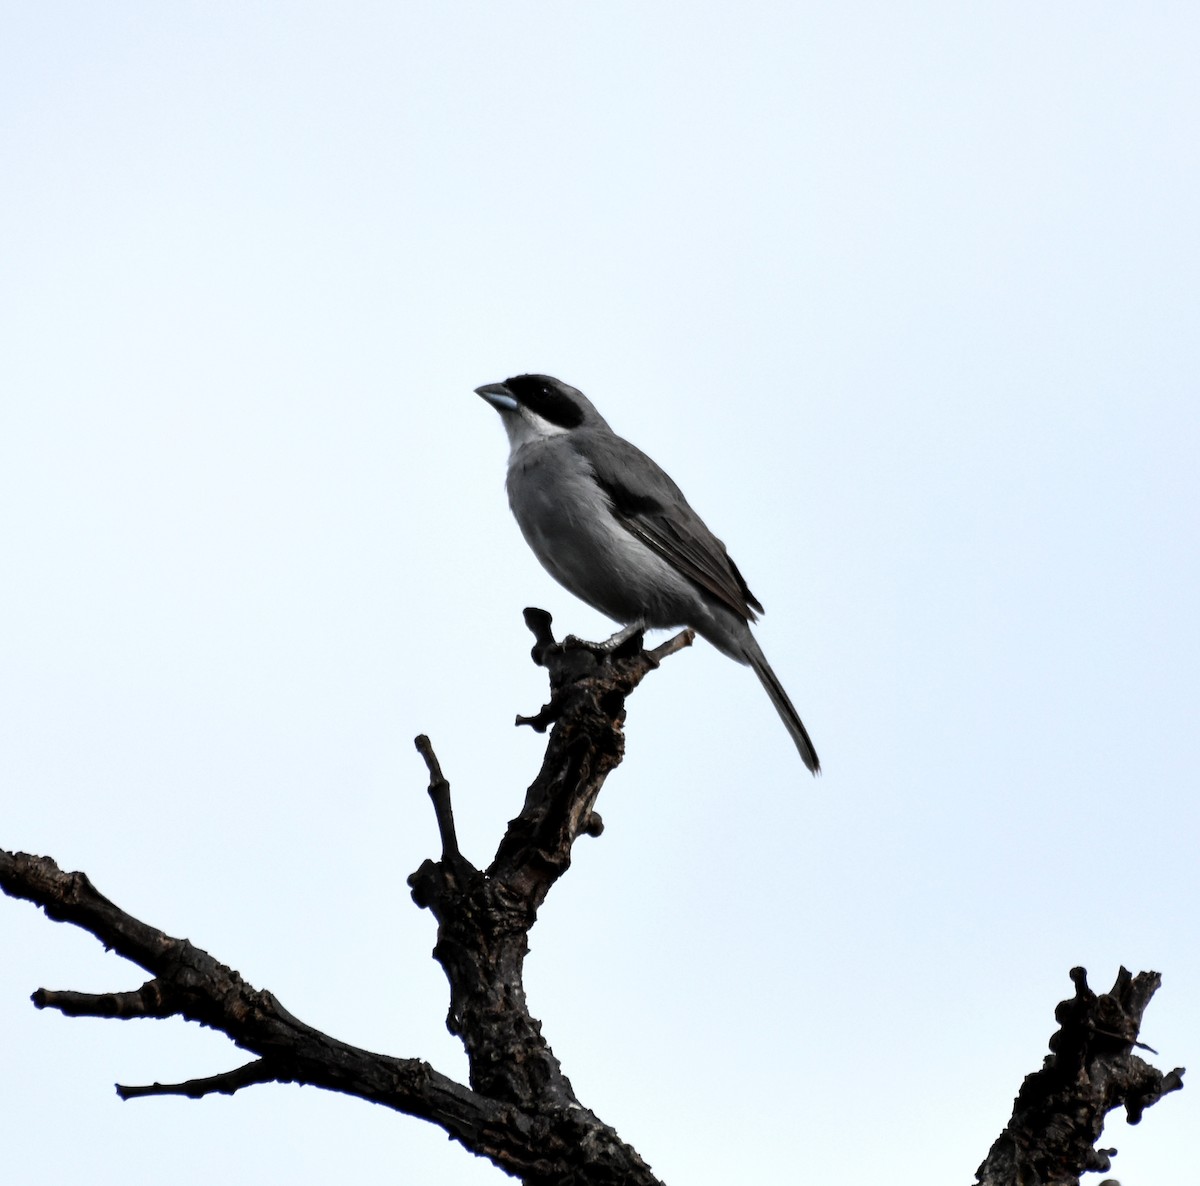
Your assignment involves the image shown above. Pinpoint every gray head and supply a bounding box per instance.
[475,374,610,450]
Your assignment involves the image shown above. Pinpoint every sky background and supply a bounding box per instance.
[2,4,1198,1183]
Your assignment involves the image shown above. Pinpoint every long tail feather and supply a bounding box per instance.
[743,637,821,775]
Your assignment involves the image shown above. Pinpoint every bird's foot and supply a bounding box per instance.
[518,609,644,732]
[562,621,646,658]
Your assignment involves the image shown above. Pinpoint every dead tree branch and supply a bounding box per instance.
[976,967,1184,1186]
[0,610,1185,1183]
[1,611,689,1186]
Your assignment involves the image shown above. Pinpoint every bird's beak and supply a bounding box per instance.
[474,382,519,412]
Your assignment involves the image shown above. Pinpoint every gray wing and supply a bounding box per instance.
[575,430,763,622]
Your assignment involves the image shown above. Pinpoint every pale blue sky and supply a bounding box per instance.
[3,5,1198,1183]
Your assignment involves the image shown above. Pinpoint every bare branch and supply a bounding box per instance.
[2,608,1183,1186]
[0,847,661,1184]
[648,627,695,661]
[975,966,1185,1186]
[33,978,175,1019]
[414,733,470,869]
[407,610,688,1119]
[2,610,687,1186]
[117,1058,277,1100]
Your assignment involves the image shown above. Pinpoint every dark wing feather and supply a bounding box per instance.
[577,431,763,622]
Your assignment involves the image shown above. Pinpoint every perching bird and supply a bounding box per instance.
[476,373,820,774]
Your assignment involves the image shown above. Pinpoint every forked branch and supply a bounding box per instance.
[0,612,1185,1185]
[2,611,684,1186]
[975,967,1184,1185]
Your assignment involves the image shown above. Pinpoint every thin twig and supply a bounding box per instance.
[414,734,466,867]
[649,628,694,661]
[117,1058,277,1101]
[33,979,173,1019]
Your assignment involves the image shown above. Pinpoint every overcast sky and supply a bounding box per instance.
[2,4,1198,1183]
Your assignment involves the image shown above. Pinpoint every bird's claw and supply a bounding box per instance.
[562,622,646,658]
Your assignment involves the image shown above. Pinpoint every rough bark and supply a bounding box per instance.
[975,967,1184,1186]
[0,610,1186,1184]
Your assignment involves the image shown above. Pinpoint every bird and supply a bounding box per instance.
[475,373,820,774]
